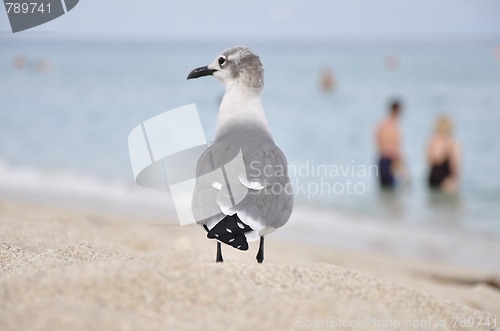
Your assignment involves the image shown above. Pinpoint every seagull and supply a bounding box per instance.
[187,46,293,263]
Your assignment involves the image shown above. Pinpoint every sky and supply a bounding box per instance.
[1,0,500,42]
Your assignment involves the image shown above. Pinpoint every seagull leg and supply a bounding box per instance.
[256,236,264,263]
[216,242,223,263]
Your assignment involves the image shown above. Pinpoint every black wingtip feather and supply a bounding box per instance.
[206,214,253,251]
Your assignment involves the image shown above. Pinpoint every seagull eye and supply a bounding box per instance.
[218,56,226,66]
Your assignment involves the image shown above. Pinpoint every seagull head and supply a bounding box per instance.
[187,46,264,91]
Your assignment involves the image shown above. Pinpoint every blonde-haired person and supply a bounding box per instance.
[427,115,460,192]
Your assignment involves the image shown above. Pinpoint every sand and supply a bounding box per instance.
[1,200,499,331]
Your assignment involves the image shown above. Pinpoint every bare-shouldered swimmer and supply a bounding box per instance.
[375,100,403,189]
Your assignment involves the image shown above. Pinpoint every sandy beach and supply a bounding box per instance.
[0,200,499,331]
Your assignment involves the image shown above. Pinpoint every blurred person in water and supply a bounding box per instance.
[427,115,460,192]
[375,99,409,190]
[320,66,335,93]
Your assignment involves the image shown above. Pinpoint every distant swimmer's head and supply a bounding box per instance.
[435,115,453,135]
[187,46,264,91]
[389,99,402,118]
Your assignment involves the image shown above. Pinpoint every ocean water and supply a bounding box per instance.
[1,39,500,236]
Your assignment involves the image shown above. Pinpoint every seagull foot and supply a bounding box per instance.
[256,236,264,263]
[216,242,223,263]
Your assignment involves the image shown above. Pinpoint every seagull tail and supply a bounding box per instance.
[205,214,254,251]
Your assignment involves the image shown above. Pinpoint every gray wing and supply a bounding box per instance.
[192,134,293,233]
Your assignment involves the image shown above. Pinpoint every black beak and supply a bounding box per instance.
[187,66,216,79]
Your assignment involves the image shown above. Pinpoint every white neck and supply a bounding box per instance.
[215,82,271,140]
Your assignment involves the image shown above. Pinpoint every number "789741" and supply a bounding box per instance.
[5,2,51,14]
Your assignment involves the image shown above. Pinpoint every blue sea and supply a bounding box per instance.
[1,40,500,268]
